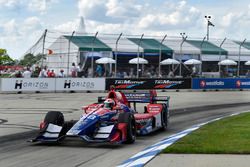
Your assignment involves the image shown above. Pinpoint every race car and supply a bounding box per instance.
[30,89,170,144]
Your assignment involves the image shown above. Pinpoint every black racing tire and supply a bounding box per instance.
[44,111,64,126]
[43,111,65,138]
[161,104,169,131]
[118,112,136,144]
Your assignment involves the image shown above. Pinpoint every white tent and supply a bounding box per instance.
[129,57,148,64]
[95,57,116,64]
[160,58,180,65]
[218,59,237,66]
[245,61,250,65]
[184,59,202,65]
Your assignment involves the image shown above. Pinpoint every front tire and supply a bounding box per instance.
[43,111,66,137]
[44,111,64,126]
[118,112,136,144]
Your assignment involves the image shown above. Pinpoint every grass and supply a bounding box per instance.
[164,112,250,154]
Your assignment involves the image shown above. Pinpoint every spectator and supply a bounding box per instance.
[58,69,65,78]
[48,69,56,78]
[168,70,175,78]
[23,68,32,78]
[96,65,103,77]
[15,71,22,78]
[77,63,81,77]
[71,63,77,77]
[39,67,48,78]
[246,70,250,78]
[32,66,40,77]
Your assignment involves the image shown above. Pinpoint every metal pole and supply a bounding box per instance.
[67,31,75,77]
[205,15,214,41]
[238,39,246,77]
[159,35,167,77]
[137,34,144,78]
[41,29,47,68]
[219,38,227,76]
[200,36,206,75]
[207,21,209,41]
[91,32,98,77]
[115,33,122,77]
[179,34,187,76]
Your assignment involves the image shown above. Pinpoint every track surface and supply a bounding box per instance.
[1,91,250,167]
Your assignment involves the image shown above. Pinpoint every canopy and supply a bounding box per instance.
[95,57,116,64]
[129,57,148,64]
[64,36,112,52]
[184,59,202,65]
[187,40,227,55]
[218,59,237,66]
[160,58,180,65]
[128,38,173,54]
[245,61,250,65]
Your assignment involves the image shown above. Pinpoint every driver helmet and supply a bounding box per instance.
[104,98,115,109]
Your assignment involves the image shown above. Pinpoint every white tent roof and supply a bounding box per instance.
[218,59,237,65]
[129,57,148,64]
[158,38,201,55]
[210,39,250,56]
[98,36,144,53]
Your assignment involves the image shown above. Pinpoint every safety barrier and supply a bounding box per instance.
[0,78,105,93]
[192,78,250,89]
[105,78,191,90]
[1,78,249,93]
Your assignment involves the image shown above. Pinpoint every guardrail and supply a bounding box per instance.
[1,78,250,93]
[0,78,105,93]
[192,78,250,89]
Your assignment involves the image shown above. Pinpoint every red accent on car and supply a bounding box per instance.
[134,113,153,120]
[117,123,127,141]
[39,121,46,130]
[110,132,121,143]
[147,104,163,115]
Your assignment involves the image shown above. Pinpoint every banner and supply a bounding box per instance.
[192,78,250,89]
[106,78,191,90]
[55,78,105,91]
[0,78,56,92]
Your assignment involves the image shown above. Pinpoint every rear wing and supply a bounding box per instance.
[98,92,170,104]
[124,92,170,103]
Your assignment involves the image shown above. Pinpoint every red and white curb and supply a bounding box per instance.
[117,112,245,167]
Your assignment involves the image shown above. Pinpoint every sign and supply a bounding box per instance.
[0,78,56,92]
[192,78,250,89]
[55,78,105,91]
[106,78,191,90]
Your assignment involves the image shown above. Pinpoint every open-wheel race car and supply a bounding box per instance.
[31,89,170,144]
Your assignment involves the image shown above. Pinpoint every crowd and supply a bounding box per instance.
[0,63,81,78]
[0,63,250,78]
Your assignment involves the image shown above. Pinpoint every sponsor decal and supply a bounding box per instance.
[199,80,224,88]
[63,80,95,89]
[236,80,241,88]
[114,80,146,89]
[106,78,191,90]
[237,80,250,87]
[14,80,49,90]
[200,80,206,88]
[154,80,184,89]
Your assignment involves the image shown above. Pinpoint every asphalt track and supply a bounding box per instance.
[1,91,250,167]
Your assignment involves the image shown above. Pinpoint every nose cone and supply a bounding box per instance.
[67,114,99,136]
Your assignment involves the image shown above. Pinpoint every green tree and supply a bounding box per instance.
[19,53,45,66]
[0,48,15,65]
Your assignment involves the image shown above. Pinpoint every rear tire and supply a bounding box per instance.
[118,112,136,144]
[161,104,169,130]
